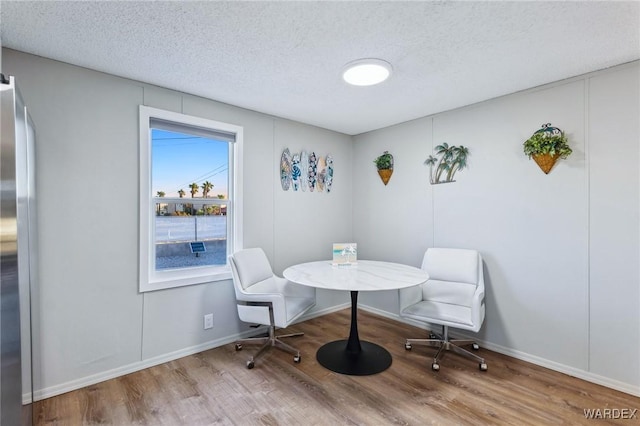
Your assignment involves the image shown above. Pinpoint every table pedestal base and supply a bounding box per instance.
[316,339,392,376]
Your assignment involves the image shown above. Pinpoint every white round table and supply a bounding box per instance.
[283,260,428,375]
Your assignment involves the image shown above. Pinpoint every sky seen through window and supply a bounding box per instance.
[151,129,229,198]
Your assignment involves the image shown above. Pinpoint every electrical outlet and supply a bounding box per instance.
[204,313,213,329]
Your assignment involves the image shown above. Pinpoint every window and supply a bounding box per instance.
[139,106,243,292]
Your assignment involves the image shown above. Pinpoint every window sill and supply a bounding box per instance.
[140,267,232,293]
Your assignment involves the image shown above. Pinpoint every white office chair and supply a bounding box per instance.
[229,248,316,369]
[399,248,488,371]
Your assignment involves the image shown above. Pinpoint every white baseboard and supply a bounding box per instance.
[30,303,351,402]
[359,305,640,398]
[31,327,265,402]
[477,339,640,397]
[29,303,639,401]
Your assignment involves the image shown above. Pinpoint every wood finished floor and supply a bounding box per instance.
[33,309,639,425]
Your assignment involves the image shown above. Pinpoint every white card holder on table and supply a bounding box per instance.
[332,243,357,266]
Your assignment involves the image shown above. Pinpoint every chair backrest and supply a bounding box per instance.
[421,248,482,308]
[229,248,274,292]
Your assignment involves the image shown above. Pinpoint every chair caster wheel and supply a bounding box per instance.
[472,343,480,350]
[246,360,254,369]
[479,363,488,371]
[235,343,242,351]
[432,363,440,371]
[405,342,412,350]
[294,355,301,363]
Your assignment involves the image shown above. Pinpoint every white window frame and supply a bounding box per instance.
[139,106,243,292]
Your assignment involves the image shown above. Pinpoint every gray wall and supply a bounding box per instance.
[3,48,638,399]
[353,63,640,395]
[2,49,350,400]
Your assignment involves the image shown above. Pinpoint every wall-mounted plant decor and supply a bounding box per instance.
[523,123,572,174]
[424,143,469,184]
[374,151,394,185]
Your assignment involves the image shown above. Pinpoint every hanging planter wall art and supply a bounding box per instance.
[523,123,572,174]
[374,151,394,185]
[424,143,469,185]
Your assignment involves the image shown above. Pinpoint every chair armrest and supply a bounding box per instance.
[470,288,485,328]
[399,284,422,313]
[235,287,287,326]
[235,290,285,305]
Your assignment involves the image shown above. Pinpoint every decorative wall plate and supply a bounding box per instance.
[316,156,327,192]
[280,148,292,191]
[325,155,334,192]
[299,151,308,192]
[291,152,301,191]
[308,151,317,192]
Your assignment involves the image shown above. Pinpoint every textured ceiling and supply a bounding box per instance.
[1,1,639,135]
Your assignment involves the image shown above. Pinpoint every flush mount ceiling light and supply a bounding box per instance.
[342,58,392,86]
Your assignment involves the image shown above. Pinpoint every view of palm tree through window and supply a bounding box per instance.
[152,128,229,270]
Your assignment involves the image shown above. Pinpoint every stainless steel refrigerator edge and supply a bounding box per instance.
[1,74,35,425]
